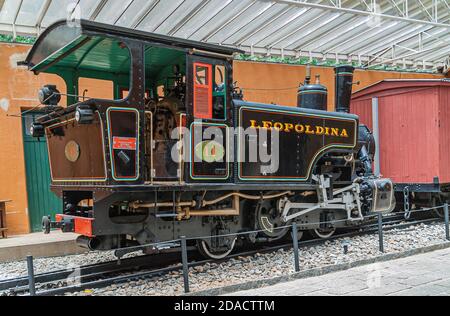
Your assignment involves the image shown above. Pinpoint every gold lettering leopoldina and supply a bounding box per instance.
[249,120,349,138]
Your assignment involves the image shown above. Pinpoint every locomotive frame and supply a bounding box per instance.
[24,20,394,258]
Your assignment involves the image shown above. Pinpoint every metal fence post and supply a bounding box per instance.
[26,256,36,296]
[292,223,300,272]
[444,204,450,241]
[377,213,384,253]
[180,236,190,293]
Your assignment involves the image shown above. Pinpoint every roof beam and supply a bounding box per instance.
[267,0,450,27]
[359,0,372,11]
[35,0,52,33]
[380,28,449,58]
[417,0,434,21]
[334,21,404,54]
[233,5,292,46]
[369,41,449,67]
[364,28,443,66]
[299,17,371,52]
[422,29,450,45]
[0,22,38,36]
[201,0,258,42]
[290,15,362,51]
[267,10,330,49]
[422,48,450,63]
[444,0,450,10]
[322,21,399,54]
[277,1,362,51]
[167,0,212,36]
[11,0,23,40]
[387,0,407,17]
[354,0,443,55]
[238,44,436,68]
[357,24,432,56]
[251,7,311,47]
[316,0,446,55]
[302,0,432,55]
[183,0,233,39]
[131,0,160,29]
[89,0,108,21]
[113,0,135,25]
[220,1,275,45]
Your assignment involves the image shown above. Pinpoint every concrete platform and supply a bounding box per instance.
[229,247,450,296]
[0,231,86,263]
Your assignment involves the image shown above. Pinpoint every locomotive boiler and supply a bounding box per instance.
[24,20,394,259]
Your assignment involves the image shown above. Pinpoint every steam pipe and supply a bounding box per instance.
[130,191,293,209]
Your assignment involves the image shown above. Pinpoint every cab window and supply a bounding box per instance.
[193,63,226,120]
[213,65,226,120]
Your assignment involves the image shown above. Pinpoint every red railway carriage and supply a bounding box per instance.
[351,79,450,211]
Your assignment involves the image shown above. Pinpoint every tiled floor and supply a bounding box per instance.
[229,248,450,296]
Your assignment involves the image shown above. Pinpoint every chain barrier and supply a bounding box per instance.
[23,203,450,295]
[404,186,411,219]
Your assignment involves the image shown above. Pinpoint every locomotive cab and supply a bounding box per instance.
[25,20,235,187]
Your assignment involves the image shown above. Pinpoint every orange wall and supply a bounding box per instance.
[0,43,65,235]
[0,43,444,235]
[234,61,443,110]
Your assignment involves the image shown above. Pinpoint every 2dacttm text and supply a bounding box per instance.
[174,300,275,313]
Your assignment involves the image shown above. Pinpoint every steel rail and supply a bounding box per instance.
[4,215,440,296]
[0,251,187,295]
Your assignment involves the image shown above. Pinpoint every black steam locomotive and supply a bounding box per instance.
[25,20,394,259]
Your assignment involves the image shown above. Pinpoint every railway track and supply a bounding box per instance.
[0,215,442,296]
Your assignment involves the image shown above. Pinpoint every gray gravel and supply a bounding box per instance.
[1,221,447,296]
[70,222,448,296]
[0,251,119,281]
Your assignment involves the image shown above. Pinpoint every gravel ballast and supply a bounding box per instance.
[0,251,119,281]
[71,222,449,296]
[0,221,448,296]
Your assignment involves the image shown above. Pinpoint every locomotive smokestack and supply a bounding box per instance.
[335,65,355,113]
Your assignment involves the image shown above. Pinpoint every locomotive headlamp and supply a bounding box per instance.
[38,85,61,106]
[30,122,45,138]
[75,106,94,124]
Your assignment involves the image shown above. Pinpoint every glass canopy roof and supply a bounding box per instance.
[0,0,449,73]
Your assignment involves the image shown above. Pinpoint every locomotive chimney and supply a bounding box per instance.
[297,65,328,111]
[334,65,355,113]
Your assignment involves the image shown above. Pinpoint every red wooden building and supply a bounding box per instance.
[351,79,450,190]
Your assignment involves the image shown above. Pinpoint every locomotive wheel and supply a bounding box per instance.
[290,229,304,241]
[256,199,290,240]
[433,195,445,219]
[435,209,445,219]
[197,238,236,260]
[310,227,336,239]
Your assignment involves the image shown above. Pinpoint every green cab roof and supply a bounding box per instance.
[24,19,242,75]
